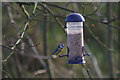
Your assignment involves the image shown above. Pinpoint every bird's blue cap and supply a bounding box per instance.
[58,44,64,49]
[65,13,85,22]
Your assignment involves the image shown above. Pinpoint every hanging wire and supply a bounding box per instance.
[65,2,84,17]
[78,2,84,16]
[65,1,71,18]
[64,1,85,28]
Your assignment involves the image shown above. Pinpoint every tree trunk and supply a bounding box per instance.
[106,2,114,78]
[43,9,52,79]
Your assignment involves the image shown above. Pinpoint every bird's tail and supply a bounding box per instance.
[48,55,52,59]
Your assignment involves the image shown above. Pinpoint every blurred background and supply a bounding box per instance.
[2,2,119,78]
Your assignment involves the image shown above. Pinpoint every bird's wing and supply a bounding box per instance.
[52,47,59,55]
[48,47,59,59]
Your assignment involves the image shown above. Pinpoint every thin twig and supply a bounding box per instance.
[85,16,120,30]
[4,3,47,68]
[82,64,93,80]
[19,2,119,30]
[43,2,77,13]
[2,44,49,59]
[17,52,49,59]
[2,70,13,80]
[21,5,30,20]
[24,35,47,68]
[85,43,103,78]
[85,3,99,16]
[38,3,67,35]
[107,16,119,24]
[2,3,37,62]
[45,3,119,30]
[85,24,115,52]
[7,5,19,32]
[1,43,40,52]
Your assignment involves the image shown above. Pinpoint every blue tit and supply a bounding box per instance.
[82,46,90,56]
[49,44,64,59]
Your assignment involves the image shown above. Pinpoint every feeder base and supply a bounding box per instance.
[67,56,86,64]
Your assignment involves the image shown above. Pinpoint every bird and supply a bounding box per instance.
[82,46,90,56]
[48,44,64,59]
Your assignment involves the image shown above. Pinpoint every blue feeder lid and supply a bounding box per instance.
[65,13,85,22]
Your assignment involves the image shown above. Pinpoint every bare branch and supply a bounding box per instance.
[3,3,47,68]
[85,43,103,78]
[82,64,93,80]
[2,3,37,62]
[107,16,120,24]
[43,2,77,13]
[38,3,66,35]
[2,44,49,59]
[85,24,116,52]
[34,69,47,76]
[24,35,47,68]
[2,70,13,79]
[7,5,19,32]
[19,2,119,30]
[85,16,120,30]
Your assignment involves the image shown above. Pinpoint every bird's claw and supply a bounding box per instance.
[59,55,68,58]
[83,53,90,56]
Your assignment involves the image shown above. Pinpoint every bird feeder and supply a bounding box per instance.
[65,13,86,64]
